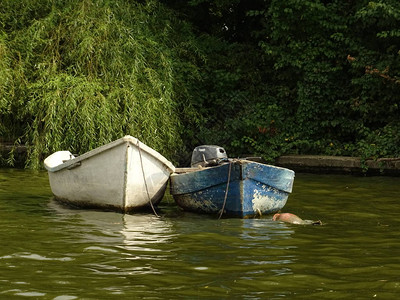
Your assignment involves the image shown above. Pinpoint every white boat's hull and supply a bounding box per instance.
[44,136,175,212]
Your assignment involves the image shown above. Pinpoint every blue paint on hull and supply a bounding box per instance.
[170,160,295,218]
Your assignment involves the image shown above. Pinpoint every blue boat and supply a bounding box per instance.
[170,146,295,218]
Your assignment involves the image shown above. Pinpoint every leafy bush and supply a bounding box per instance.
[0,0,200,168]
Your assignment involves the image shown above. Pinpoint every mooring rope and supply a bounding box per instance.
[218,161,232,219]
[137,140,160,218]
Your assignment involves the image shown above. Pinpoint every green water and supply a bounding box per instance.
[1,169,399,299]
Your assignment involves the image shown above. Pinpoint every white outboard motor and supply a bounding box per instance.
[191,145,228,167]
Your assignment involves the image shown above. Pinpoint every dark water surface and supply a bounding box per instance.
[1,169,399,299]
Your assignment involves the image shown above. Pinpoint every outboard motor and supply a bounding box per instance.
[191,145,228,167]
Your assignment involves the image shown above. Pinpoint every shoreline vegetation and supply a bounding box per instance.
[1,142,399,176]
[1,0,399,170]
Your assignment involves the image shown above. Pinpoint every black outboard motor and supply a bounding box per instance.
[190,145,228,167]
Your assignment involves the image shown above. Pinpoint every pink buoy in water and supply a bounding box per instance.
[272,213,322,225]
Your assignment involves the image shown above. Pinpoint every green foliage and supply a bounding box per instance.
[0,0,201,168]
[1,0,399,169]
[169,0,399,164]
[228,0,399,162]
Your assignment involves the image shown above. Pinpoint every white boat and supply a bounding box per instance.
[44,136,175,212]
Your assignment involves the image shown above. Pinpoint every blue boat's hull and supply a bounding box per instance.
[170,160,295,218]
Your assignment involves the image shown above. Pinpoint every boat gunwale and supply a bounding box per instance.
[44,135,175,173]
[170,160,295,195]
[173,159,294,174]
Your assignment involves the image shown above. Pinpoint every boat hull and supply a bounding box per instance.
[44,136,175,212]
[170,160,294,218]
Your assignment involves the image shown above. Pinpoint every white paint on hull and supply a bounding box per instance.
[251,187,286,213]
[44,136,175,212]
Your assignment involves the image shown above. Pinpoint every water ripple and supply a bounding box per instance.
[0,252,74,262]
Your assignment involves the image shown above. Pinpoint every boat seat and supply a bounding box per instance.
[44,151,75,169]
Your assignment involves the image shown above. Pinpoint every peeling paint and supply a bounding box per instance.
[251,186,286,214]
[175,193,219,213]
[171,159,294,217]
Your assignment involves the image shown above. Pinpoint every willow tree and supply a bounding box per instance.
[0,0,200,168]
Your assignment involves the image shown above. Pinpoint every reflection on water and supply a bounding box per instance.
[0,169,400,298]
[48,199,177,276]
[49,199,175,248]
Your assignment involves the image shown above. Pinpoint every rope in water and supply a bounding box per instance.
[137,140,160,218]
[218,161,232,219]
